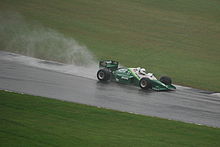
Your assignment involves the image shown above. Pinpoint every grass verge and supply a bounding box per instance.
[0,90,220,146]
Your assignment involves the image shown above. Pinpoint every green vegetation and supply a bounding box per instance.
[0,90,220,146]
[0,0,220,91]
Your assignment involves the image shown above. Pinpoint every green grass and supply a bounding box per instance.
[0,90,220,146]
[0,0,220,91]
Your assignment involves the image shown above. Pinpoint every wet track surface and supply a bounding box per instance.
[0,51,220,128]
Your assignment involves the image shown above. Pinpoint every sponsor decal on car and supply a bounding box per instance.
[121,77,128,80]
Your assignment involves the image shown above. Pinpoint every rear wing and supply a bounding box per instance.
[99,60,119,71]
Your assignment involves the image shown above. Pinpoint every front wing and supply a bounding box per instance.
[150,80,176,91]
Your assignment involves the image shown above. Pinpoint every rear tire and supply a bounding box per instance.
[160,76,172,85]
[97,69,110,81]
[139,78,151,90]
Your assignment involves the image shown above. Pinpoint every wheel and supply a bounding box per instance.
[139,78,151,90]
[97,69,110,81]
[160,76,172,85]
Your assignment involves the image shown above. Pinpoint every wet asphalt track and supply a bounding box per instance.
[0,51,220,128]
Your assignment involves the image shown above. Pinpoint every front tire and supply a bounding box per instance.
[160,76,172,85]
[97,69,110,81]
[139,78,151,90]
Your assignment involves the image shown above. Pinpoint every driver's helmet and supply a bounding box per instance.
[139,68,146,75]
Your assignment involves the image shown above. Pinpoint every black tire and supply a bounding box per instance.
[97,69,110,81]
[160,76,172,85]
[139,78,151,90]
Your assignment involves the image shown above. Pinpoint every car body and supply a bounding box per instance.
[97,60,176,91]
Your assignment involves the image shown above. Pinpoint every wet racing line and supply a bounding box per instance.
[0,51,220,128]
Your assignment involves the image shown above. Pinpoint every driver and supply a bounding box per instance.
[139,68,146,75]
[136,67,146,75]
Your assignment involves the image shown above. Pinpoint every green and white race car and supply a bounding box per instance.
[97,60,176,91]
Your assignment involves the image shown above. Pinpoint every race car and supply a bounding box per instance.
[97,60,176,91]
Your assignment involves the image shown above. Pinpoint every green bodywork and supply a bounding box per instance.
[99,60,176,91]
[149,80,176,91]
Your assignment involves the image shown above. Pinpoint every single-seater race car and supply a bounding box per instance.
[97,60,176,91]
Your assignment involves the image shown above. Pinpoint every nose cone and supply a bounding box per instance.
[151,80,176,91]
